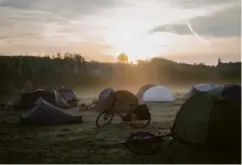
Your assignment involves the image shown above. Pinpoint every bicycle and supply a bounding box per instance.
[95,90,151,129]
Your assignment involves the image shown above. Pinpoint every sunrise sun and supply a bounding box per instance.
[105,30,174,63]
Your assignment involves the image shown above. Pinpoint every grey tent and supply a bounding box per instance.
[13,89,70,109]
[94,88,114,112]
[95,90,138,113]
[57,88,80,107]
[98,88,114,103]
[171,92,241,152]
[186,83,214,98]
[20,98,83,125]
[209,84,241,103]
[209,85,224,94]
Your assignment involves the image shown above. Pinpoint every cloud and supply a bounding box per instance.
[0,0,126,42]
[171,0,240,8]
[0,0,240,64]
[162,36,241,65]
[148,5,240,37]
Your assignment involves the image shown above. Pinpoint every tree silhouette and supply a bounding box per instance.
[117,53,128,63]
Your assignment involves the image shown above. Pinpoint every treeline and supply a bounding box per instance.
[0,54,240,95]
[0,54,113,95]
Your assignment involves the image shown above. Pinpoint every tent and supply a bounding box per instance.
[136,84,155,100]
[57,88,80,108]
[57,88,80,103]
[140,85,174,102]
[94,88,114,111]
[186,83,215,98]
[20,98,83,125]
[95,90,138,113]
[209,84,241,103]
[171,92,241,151]
[98,88,114,104]
[14,89,70,109]
[209,85,224,94]
[112,90,139,112]
[221,84,241,103]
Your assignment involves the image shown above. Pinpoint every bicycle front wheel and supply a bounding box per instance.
[96,110,114,128]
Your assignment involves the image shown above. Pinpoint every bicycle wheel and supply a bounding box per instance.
[96,110,115,128]
[129,111,151,129]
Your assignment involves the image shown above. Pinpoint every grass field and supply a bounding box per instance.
[0,95,239,164]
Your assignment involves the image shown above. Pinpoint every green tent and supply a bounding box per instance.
[171,92,241,151]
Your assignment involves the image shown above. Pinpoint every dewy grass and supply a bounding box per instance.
[0,100,237,164]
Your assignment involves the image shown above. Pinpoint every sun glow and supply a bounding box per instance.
[100,1,199,63]
[105,31,176,63]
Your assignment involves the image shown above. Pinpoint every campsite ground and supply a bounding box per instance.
[0,93,237,164]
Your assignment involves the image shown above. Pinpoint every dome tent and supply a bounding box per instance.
[171,92,241,151]
[20,98,83,125]
[209,84,241,104]
[141,85,174,102]
[221,84,241,103]
[186,83,215,98]
[14,89,70,109]
[57,88,80,107]
[94,88,114,112]
[57,88,80,102]
[209,85,224,94]
[136,84,155,100]
[95,90,138,113]
[98,88,114,103]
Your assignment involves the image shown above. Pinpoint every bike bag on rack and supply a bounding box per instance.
[132,104,150,120]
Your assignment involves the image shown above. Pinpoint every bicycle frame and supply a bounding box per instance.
[96,95,151,129]
[110,96,137,121]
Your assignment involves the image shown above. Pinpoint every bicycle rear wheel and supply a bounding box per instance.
[96,110,115,128]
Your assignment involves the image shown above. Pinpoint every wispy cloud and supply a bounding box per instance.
[186,21,210,45]
[0,0,240,64]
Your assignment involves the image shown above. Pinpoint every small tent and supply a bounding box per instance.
[171,92,241,151]
[95,90,138,113]
[94,88,114,111]
[140,85,174,102]
[209,85,224,94]
[221,84,241,103]
[186,83,215,98]
[14,89,70,109]
[98,88,114,103]
[136,84,155,100]
[209,84,241,103]
[20,98,83,125]
[57,88,80,102]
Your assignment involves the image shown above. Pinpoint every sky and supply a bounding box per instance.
[0,0,240,65]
